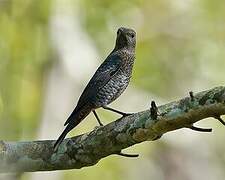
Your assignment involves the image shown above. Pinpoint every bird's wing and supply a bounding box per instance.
[64,54,122,126]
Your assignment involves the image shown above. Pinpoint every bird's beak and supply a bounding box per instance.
[117,29,122,37]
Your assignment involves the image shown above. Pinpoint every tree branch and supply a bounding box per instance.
[0,86,225,173]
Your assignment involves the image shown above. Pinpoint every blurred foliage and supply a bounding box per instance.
[0,0,225,180]
[0,0,52,140]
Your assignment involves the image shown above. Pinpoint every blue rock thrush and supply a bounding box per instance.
[54,27,137,157]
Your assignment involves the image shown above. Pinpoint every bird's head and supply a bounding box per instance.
[115,27,136,50]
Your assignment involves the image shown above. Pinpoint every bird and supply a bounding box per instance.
[54,27,137,156]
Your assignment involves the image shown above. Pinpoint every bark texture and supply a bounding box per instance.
[0,86,225,173]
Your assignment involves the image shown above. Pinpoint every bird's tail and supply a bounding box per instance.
[53,124,75,151]
[54,120,81,151]
[54,104,92,151]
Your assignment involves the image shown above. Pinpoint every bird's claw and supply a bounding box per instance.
[94,125,104,130]
[99,122,104,126]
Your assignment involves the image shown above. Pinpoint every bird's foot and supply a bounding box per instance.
[98,121,104,126]
[94,125,104,131]
[93,110,104,126]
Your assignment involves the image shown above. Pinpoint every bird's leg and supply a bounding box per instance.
[187,125,212,132]
[214,116,225,126]
[93,110,104,126]
[116,151,139,158]
[102,106,132,117]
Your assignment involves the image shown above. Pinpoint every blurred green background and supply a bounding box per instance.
[0,0,225,180]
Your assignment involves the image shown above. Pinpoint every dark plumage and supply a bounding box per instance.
[54,27,136,151]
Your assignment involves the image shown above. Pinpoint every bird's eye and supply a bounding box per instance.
[130,33,135,38]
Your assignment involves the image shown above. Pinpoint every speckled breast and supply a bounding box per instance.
[94,55,135,107]
[94,71,129,106]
